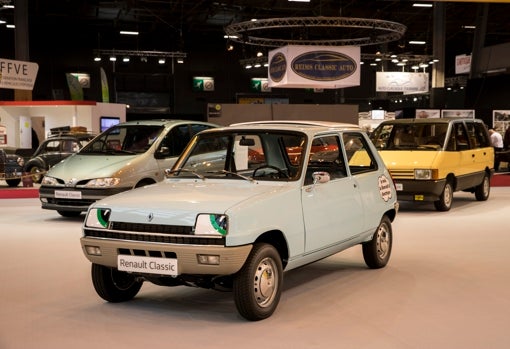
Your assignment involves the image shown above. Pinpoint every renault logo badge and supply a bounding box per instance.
[147,212,154,222]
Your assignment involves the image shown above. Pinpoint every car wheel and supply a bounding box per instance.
[434,181,453,211]
[362,215,392,269]
[91,263,143,302]
[5,178,21,187]
[57,210,82,218]
[233,243,283,321]
[475,173,490,201]
[28,165,45,183]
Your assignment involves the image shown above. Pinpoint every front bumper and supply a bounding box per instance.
[80,237,253,276]
[39,186,130,212]
[393,178,447,202]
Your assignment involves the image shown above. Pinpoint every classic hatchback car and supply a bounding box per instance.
[370,118,494,211]
[39,119,218,217]
[0,148,24,187]
[80,121,399,321]
[24,130,96,183]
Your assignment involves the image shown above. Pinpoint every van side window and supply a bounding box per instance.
[466,122,491,148]
[448,123,470,151]
[161,125,191,157]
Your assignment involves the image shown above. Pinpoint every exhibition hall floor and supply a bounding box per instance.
[1,189,510,349]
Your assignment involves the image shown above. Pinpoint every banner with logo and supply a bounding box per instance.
[100,67,110,103]
[0,58,39,90]
[66,73,84,100]
[376,72,429,93]
[268,45,360,89]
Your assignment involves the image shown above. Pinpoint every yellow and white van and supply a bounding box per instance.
[370,118,494,211]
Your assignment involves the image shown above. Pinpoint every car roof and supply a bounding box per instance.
[228,120,361,133]
[116,119,218,127]
[377,118,485,125]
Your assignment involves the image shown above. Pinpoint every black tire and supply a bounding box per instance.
[475,173,490,201]
[362,216,393,269]
[91,263,143,302]
[6,178,21,187]
[57,210,82,218]
[233,243,283,321]
[434,181,453,211]
[28,165,45,183]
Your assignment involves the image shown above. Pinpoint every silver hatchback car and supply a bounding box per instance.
[39,119,218,217]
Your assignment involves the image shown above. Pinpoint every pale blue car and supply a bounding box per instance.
[80,121,399,321]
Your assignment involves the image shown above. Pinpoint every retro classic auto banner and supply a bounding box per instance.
[268,45,360,89]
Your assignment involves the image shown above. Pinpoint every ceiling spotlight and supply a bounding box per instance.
[120,30,139,35]
[109,55,116,61]
[94,56,101,62]
[123,56,130,62]
[158,58,166,64]
[245,64,253,69]
[227,44,234,51]
[256,51,263,57]
[409,40,426,45]
[177,58,184,64]
[141,57,147,63]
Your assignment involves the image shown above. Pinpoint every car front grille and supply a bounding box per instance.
[389,169,415,179]
[84,221,225,246]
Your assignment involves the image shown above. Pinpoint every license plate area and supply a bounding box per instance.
[55,190,82,199]
[117,255,178,276]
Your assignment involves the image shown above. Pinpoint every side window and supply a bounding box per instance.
[449,123,469,151]
[161,125,190,157]
[343,133,378,174]
[467,122,491,148]
[190,124,213,137]
[305,135,346,185]
[45,140,60,152]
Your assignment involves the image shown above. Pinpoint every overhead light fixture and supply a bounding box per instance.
[177,58,184,64]
[158,58,165,64]
[462,25,476,29]
[288,0,311,2]
[409,40,426,45]
[0,20,6,24]
[412,3,433,8]
[120,30,139,35]
[245,64,253,69]
[2,4,14,9]
[109,55,116,61]
[94,56,101,62]
[123,56,130,62]
[6,24,14,29]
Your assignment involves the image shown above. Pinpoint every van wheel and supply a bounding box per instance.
[434,181,453,211]
[91,263,143,302]
[475,173,490,201]
[233,243,283,321]
[362,215,392,269]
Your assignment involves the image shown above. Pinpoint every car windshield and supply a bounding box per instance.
[168,131,306,181]
[80,125,164,154]
[371,123,449,151]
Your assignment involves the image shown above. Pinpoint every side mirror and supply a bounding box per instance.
[155,146,170,159]
[312,171,330,184]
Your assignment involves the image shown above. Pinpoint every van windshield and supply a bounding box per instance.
[80,125,164,154]
[371,123,449,151]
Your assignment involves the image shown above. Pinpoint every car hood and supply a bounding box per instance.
[378,150,440,169]
[47,154,138,180]
[93,179,290,225]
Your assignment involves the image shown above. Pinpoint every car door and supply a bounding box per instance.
[301,133,364,253]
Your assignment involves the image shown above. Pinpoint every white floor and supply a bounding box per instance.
[1,188,510,349]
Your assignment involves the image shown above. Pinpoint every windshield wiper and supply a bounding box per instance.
[165,168,205,180]
[206,170,254,182]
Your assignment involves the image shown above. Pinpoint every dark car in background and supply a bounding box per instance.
[24,130,96,183]
[0,148,24,187]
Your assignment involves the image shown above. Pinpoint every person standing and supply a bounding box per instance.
[489,128,504,171]
[504,126,510,150]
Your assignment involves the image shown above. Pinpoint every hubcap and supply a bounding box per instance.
[253,257,278,307]
[376,224,390,259]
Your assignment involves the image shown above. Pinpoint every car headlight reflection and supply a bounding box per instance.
[194,214,228,236]
[85,208,111,228]
[41,176,58,185]
[85,177,121,187]
[414,169,435,180]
